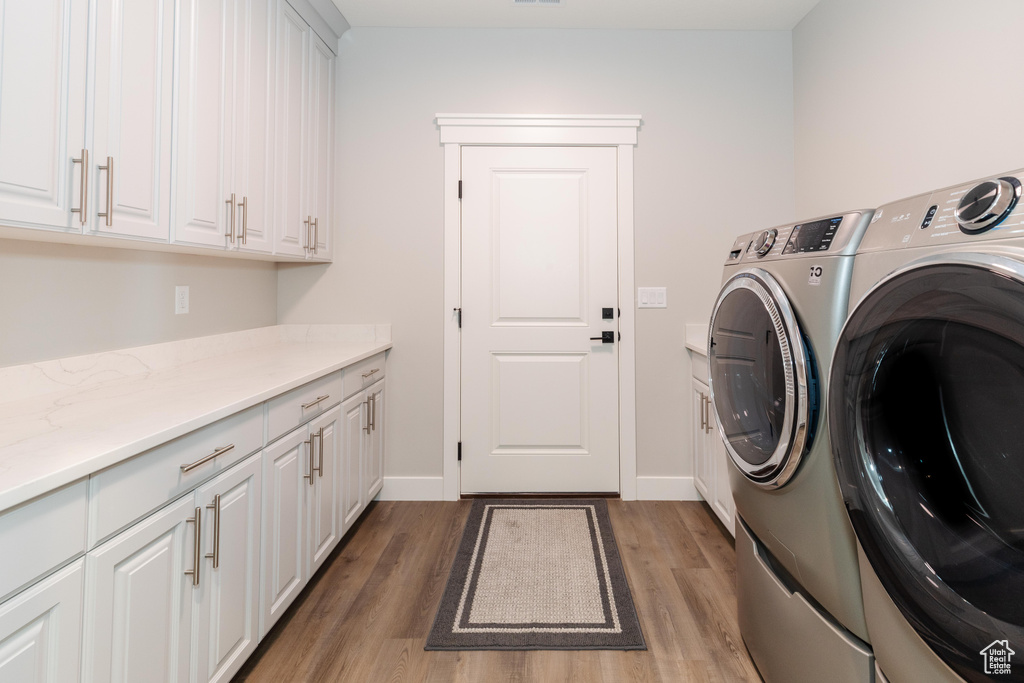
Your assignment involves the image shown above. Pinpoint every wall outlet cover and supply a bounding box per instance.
[175,286,189,315]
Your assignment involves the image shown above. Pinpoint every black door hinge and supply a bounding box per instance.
[454,307,462,328]
[458,180,462,200]
[457,441,462,461]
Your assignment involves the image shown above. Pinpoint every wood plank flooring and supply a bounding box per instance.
[234,501,762,683]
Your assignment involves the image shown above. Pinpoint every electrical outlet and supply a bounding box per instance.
[638,287,667,308]
[175,286,189,315]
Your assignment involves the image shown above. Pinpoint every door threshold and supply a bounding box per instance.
[460,492,620,499]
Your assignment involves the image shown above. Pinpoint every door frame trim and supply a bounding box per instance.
[437,113,642,500]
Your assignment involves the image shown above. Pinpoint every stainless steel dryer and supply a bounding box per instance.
[709,211,875,683]
[830,170,1024,683]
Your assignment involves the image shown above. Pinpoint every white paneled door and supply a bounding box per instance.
[460,146,620,494]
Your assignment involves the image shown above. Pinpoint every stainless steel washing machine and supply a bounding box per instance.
[829,169,1024,683]
[709,210,875,682]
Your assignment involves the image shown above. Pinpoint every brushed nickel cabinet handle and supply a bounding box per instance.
[312,217,319,254]
[96,157,114,226]
[699,394,706,431]
[301,394,330,410]
[185,507,202,586]
[238,196,247,245]
[180,444,235,473]
[304,435,314,484]
[705,396,713,434]
[205,494,221,569]
[304,216,312,253]
[71,149,88,224]
[363,400,371,434]
[361,368,379,379]
[225,193,236,242]
[315,428,324,477]
[370,394,376,432]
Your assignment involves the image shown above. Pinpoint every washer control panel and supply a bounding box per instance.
[857,168,1024,253]
[722,210,874,264]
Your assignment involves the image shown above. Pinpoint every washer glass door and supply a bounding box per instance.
[829,255,1024,683]
[709,269,816,488]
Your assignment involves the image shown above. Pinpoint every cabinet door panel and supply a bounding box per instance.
[710,408,735,536]
[309,407,340,574]
[0,0,87,232]
[260,429,306,637]
[195,453,261,683]
[340,393,365,533]
[83,495,194,683]
[233,0,275,254]
[365,381,384,501]
[90,0,173,240]
[307,32,333,260]
[692,378,710,500]
[273,0,308,257]
[173,0,235,247]
[0,560,84,683]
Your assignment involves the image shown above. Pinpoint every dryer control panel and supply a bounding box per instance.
[723,210,875,264]
[856,167,1024,253]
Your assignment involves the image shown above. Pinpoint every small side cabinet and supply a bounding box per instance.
[690,351,734,536]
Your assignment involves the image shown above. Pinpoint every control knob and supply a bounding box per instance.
[955,177,1021,234]
[752,229,777,257]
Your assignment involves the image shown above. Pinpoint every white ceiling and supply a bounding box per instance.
[330,0,822,31]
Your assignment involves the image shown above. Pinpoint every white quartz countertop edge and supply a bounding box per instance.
[684,323,710,355]
[0,339,391,513]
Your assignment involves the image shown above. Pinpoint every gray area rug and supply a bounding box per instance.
[425,499,646,650]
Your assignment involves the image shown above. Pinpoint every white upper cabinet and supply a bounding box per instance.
[232,0,277,254]
[0,0,88,233]
[173,0,236,248]
[89,0,175,241]
[306,32,334,261]
[273,0,310,258]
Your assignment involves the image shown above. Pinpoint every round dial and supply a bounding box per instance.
[955,177,1021,234]
[753,229,778,256]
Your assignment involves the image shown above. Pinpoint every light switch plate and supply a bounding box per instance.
[638,287,667,308]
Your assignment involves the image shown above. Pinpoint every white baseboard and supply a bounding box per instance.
[636,476,701,501]
[379,476,445,501]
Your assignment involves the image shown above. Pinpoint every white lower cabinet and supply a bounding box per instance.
[691,369,734,535]
[340,392,365,533]
[193,453,262,683]
[83,494,195,683]
[0,560,84,683]
[364,380,385,502]
[260,404,342,637]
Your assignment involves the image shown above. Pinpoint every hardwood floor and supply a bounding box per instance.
[234,501,762,683]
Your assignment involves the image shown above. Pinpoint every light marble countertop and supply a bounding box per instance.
[0,325,392,513]
[684,323,710,355]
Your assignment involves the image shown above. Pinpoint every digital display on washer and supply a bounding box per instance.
[783,216,843,253]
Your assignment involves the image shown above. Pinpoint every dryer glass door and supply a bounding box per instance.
[829,255,1024,683]
[709,269,816,488]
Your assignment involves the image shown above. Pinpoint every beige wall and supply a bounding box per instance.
[0,239,277,366]
[794,0,1024,217]
[278,28,797,482]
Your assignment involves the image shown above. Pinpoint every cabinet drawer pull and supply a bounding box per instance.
[361,368,379,379]
[185,507,201,586]
[301,394,330,410]
[97,156,114,226]
[205,494,221,569]
[180,444,235,473]
[71,149,88,224]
